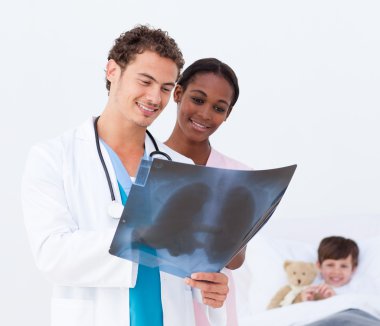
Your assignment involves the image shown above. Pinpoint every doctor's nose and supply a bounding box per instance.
[145,87,162,107]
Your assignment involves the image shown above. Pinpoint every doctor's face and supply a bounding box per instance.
[174,73,233,143]
[318,255,356,287]
[107,51,178,127]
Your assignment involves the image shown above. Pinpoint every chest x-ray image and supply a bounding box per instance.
[109,159,297,278]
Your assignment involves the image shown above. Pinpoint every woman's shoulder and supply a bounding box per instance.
[207,148,252,170]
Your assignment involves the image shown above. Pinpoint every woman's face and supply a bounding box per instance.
[174,73,234,143]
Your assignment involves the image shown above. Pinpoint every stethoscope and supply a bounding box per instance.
[94,116,172,218]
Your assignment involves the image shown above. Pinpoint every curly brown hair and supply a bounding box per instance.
[106,25,185,91]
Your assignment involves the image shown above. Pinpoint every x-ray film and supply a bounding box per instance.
[109,159,297,278]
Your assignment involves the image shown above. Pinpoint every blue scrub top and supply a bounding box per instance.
[101,140,163,326]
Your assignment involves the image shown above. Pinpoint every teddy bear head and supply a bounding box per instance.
[284,260,317,287]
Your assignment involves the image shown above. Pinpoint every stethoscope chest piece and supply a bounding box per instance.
[108,201,124,219]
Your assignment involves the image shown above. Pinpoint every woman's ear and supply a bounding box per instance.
[173,85,183,103]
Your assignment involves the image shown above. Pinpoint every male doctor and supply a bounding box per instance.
[22,25,229,326]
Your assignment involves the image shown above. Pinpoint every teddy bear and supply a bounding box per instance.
[267,260,317,309]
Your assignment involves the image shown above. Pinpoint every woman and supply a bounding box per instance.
[165,58,251,325]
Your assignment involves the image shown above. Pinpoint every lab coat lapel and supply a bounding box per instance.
[77,117,122,209]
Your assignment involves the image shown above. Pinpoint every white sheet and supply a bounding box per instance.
[238,293,380,326]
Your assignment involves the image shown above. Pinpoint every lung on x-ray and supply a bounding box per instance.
[109,159,296,278]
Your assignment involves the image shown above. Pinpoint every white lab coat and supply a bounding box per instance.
[22,117,226,326]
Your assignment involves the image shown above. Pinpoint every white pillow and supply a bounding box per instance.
[354,235,380,291]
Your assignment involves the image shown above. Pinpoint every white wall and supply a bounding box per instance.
[1,1,379,325]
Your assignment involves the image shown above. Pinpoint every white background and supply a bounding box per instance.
[1,1,379,325]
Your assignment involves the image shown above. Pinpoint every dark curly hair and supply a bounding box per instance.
[106,25,185,91]
[177,58,239,116]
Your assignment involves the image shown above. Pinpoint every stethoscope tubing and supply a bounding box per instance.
[94,116,172,206]
[94,116,116,201]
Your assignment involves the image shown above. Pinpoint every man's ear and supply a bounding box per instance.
[316,261,321,270]
[173,85,183,103]
[106,59,121,83]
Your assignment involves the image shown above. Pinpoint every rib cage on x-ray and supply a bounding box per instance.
[109,159,297,278]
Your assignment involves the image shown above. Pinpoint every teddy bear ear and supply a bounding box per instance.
[284,260,291,269]
[309,262,317,271]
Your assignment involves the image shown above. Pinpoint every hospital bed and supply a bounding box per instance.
[233,214,380,325]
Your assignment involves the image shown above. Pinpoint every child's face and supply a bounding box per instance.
[318,255,356,287]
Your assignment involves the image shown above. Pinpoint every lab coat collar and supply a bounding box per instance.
[75,117,158,206]
[77,117,157,154]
